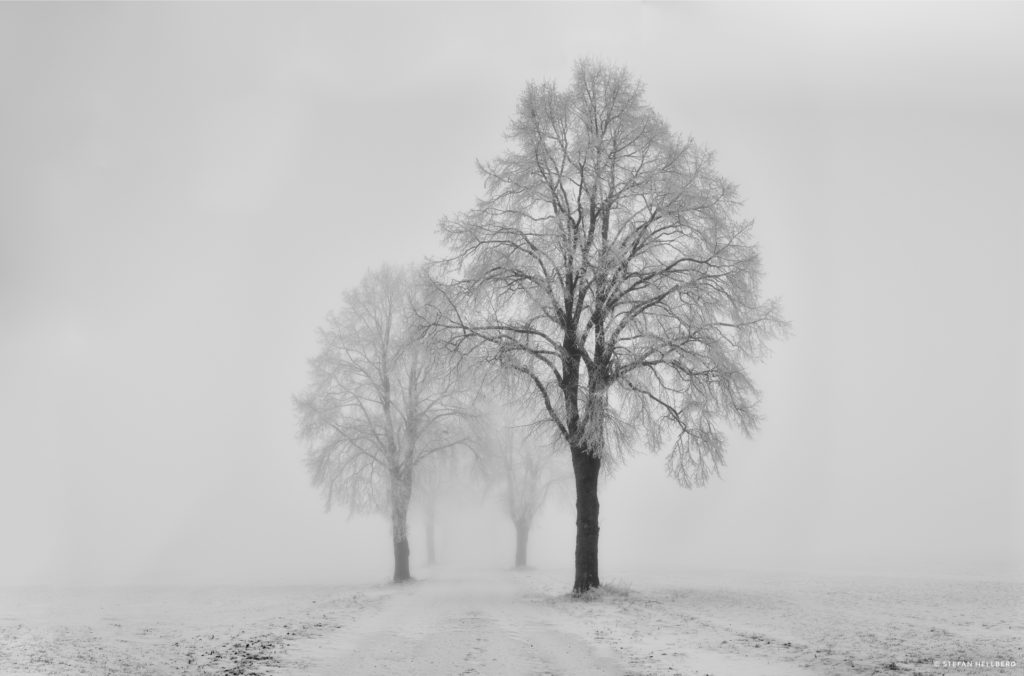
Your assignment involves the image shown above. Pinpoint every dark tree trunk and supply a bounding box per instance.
[514,518,530,568]
[391,476,412,583]
[393,537,410,582]
[571,444,601,593]
[425,511,436,566]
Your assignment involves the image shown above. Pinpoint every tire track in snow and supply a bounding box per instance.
[274,569,624,675]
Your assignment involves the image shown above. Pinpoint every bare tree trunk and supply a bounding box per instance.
[514,518,530,568]
[425,508,436,566]
[393,536,410,582]
[571,444,601,594]
[391,477,412,583]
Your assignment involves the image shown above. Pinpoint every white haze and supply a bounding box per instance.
[0,3,1020,586]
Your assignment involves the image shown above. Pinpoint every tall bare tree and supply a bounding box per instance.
[428,61,785,593]
[296,265,465,582]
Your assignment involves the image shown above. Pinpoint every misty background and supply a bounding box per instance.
[1,3,1020,587]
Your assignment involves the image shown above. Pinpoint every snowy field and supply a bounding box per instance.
[0,567,1020,676]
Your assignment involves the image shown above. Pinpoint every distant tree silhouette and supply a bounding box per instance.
[470,401,567,568]
[296,265,466,582]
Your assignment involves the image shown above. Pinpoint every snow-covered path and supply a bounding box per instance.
[1,567,1019,675]
[276,569,623,675]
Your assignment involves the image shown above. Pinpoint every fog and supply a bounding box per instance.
[1,3,1021,587]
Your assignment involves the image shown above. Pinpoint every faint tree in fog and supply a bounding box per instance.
[295,265,466,582]
[412,450,461,566]
[428,60,785,593]
[471,402,567,568]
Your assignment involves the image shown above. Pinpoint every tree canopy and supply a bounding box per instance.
[431,60,784,487]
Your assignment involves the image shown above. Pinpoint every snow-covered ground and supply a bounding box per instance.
[0,567,1020,675]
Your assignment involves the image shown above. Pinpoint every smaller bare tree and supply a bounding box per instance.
[295,265,466,582]
[412,449,462,566]
[472,402,568,568]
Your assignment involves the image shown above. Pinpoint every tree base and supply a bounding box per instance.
[393,538,411,582]
[571,445,601,594]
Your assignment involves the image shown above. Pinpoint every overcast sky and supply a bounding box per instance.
[1,2,1021,586]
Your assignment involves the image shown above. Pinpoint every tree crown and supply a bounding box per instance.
[296,264,469,512]
[429,60,785,487]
